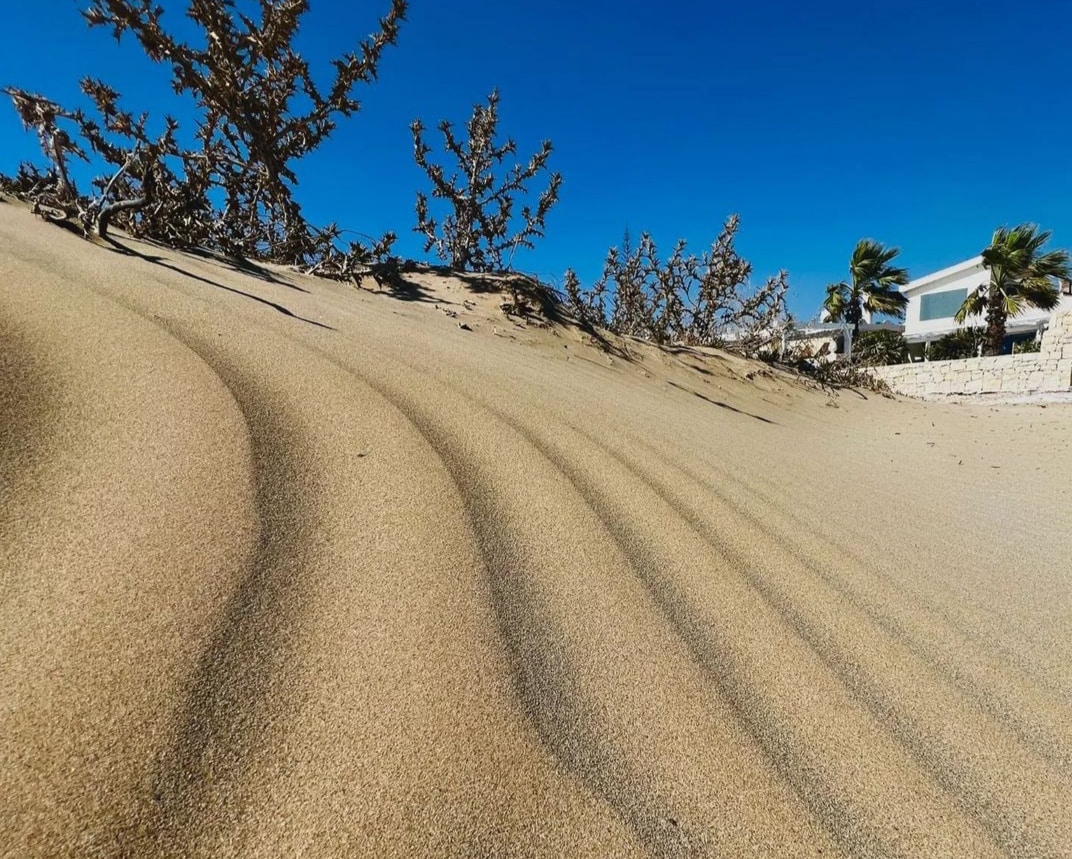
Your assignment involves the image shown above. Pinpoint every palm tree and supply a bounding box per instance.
[955,223,1071,357]
[823,239,910,341]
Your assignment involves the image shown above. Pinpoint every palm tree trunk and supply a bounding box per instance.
[985,293,1007,357]
[849,298,862,339]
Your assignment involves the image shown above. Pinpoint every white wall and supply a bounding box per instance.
[871,311,1072,398]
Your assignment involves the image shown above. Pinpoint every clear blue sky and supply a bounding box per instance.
[2,0,1070,318]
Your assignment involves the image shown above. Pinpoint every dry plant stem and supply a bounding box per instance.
[411,89,561,272]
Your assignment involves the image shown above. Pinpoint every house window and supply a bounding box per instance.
[920,288,968,321]
[1061,279,1072,296]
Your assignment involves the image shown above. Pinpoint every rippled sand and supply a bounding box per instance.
[2,201,1071,857]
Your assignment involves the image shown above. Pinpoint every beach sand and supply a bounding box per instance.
[2,200,1070,857]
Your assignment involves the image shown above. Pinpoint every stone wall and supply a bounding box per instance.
[870,312,1072,399]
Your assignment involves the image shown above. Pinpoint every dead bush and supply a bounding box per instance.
[412,89,561,272]
[564,216,789,352]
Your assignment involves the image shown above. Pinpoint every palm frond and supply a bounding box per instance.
[1015,278,1061,311]
[1002,292,1025,318]
[850,238,909,286]
[823,281,849,321]
[981,223,1067,321]
[1032,248,1072,280]
[954,288,986,323]
[863,285,909,317]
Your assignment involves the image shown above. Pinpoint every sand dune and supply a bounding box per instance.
[2,201,1070,857]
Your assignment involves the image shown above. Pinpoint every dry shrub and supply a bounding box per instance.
[4,0,405,278]
[563,216,789,352]
[412,89,561,272]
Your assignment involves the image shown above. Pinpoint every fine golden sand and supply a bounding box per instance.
[2,201,1071,857]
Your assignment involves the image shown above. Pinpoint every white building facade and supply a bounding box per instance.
[900,257,1072,353]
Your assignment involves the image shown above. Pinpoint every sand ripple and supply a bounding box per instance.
[2,204,1071,857]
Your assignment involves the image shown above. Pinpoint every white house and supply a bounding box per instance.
[900,256,1072,354]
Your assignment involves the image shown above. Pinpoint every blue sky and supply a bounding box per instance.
[2,0,1070,318]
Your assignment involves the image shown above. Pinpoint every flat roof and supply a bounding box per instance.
[901,256,984,294]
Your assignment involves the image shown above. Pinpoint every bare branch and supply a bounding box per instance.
[411,89,561,272]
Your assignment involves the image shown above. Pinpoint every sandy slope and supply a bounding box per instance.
[1,201,1070,858]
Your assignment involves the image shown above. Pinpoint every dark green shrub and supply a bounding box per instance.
[852,329,908,366]
[928,328,985,361]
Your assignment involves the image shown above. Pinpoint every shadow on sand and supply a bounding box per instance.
[102,235,335,331]
[667,380,776,425]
